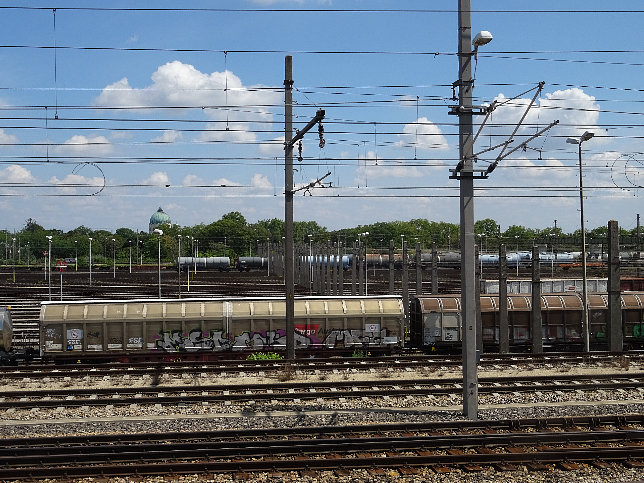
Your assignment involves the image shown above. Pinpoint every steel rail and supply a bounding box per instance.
[0,432,643,479]
[1,374,643,409]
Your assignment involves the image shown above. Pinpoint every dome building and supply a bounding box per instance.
[149,207,171,233]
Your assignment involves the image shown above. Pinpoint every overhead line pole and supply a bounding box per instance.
[285,55,295,360]
[456,0,477,420]
[283,55,326,360]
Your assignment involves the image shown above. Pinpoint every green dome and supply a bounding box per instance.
[150,207,171,225]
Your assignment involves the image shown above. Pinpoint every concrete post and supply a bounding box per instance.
[608,220,622,352]
[416,241,422,296]
[358,243,365,296]
[388,240,395,294]
[431,242,438,294]
[351,245,357,296]
[476,245,482,352]
[498,244,509,353]
[402,240,409,334]
[531,246,543,353]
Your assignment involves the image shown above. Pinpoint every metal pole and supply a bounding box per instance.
[47,236,52,301]
[284,55,295,360]
[112,238,116,278]
[12,237,15,283]
[158,233,162,298]
[579,141,590,352]
[89,237,92,286]
[178,235,182,299]
[308,235,313,295]
[637,213,641,278]
[74,240,77,272]
[364,235,368,296]
[457,0,478,419]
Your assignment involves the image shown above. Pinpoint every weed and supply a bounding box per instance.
[246,352,284,361]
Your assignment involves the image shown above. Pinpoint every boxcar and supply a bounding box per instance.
[0,307,12,353]
[40,296,405,362]
[410,292,644,351]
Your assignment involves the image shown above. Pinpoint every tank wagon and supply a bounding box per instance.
[177,257,230,272]
[0,307,12,362]
[410,292,644,352]
[39,296,405,362]
[235,257,267,271]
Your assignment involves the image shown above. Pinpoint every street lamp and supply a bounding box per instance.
[266,237,270,276]
[88,237,93,286]
[154,229,163,298]
[74,240,78,272]
[128,240,132,274]
[514,235,519,277]
[11,237,15,283]
[112,238,116,279]
[567,130,595,352]
[46,235,52,301]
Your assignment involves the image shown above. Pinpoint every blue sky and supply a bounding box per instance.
[0,1,642,235]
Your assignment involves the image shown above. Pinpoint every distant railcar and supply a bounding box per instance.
[39,296,405,362]
[177,257,230,271]
[236,257,267,271]
[410,292,644,351]
[0,306,12,354]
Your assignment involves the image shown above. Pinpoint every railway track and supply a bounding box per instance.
[2,373,643,411]
[1,415,642,480]
[4,351,642,379]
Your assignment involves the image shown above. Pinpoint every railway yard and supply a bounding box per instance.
[1,267,644,481]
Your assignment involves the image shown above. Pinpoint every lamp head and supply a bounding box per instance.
[567,131,594,144]
[473,30,493,47]
[154,228,163,236]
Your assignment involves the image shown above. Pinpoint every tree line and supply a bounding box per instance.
[1,213,641,267]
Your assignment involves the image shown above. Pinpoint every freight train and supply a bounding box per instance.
[36,296,405,362]
[411,292,644,352]
[179,250,641,272]
[0,307,12,363]
[0,292,642,363]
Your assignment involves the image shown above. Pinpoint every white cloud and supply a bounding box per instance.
[0,164,34,183]
[213,177,242,187]
[183,174,204,186]
[250,173,272,189]
[504,156,569,180]
[143,171,170,186]
[354,150,423,185]
[396,117,449,151]
[151,130,183,143]
[0,129,18,145]
[94,61,280,124]
[55,135,113,156]
[48,172,104,195]
[198,122,256,143]
[489,87,606,145]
